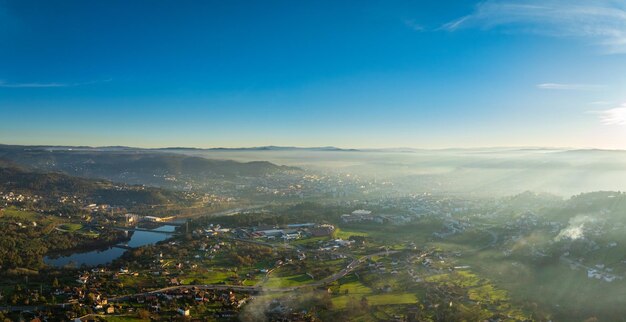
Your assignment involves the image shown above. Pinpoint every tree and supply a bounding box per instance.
[346,296,363,315]
[137,309,151,320]
[52,277,60,288]
[360,296,369,310]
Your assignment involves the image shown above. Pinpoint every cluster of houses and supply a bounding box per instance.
[367,258,402,276]
[363,194,481,219]
[84,203,112,212]
[60,272,116,315]
[1,191,40,204]
[433,219,470,238]
[316,239,354,254]
[11,220,38,229]
[134,287,249,317]
[58,195,80,204]
[231,223,336,241]
[249,171,385,200]
[204,223,231,236]
[587,264,621,283]
[340,209,413,225]
[71,265,249,318]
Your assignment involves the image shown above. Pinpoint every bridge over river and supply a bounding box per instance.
[108,226,182,234]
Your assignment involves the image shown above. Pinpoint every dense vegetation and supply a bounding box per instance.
[0,162,189,208]
[0,215,126,272]
[190,202,344,229]
[0,144,300,188]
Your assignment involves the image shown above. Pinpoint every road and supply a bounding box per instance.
[107,250,401,302]
[306,250,400,289]
[202,205,267,218]
[0,305,47,312]
[559,255,622,281]
[0,249,404,312]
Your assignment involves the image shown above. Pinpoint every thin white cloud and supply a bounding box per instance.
[0,82,69,88]
[537,83,605,90]
[443,0,626,53]
[0,79,111,88]
[590,104,626,125]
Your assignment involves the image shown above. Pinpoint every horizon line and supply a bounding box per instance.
[1,142,622,152]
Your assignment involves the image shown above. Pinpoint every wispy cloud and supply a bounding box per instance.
[0,79,111,88]
[0,81,69,88]
[537,83,605,90]
[443,0,626,53]
[590,104,626,125]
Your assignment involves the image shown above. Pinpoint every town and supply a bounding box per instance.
[4,184,626,321]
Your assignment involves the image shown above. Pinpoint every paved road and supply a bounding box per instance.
[108,250,402,302]
[307,250,400,289]
[204,205,267,218]
[108,284,262,302]
[559,255,622,281]
[3,248,405,312]
[0,305,47,312]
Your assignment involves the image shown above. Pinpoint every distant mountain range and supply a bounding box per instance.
[0,144,359,152]
[2,143,626,197]
[0,161,186,207]
[4,143,624,154]
[0,145,301,188]
[160,145,360,152]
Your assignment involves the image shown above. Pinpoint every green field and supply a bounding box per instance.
[104,316,147,322]
[336,274,373,294]
[0,207,40,221]
[331,274,417,309]
[333,228,370,240]
[180,270,231,285]
[332,292,417,309]
[262,274,313,288]
[291,236,329,247]
[58,223,83,232]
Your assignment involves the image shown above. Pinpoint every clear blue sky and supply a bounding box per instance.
[1,0,625,149]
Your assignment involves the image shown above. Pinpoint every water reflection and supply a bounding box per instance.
[44,225,176,267]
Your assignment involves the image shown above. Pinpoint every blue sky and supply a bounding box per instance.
[1,0,625,149]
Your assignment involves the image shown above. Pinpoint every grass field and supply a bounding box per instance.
[333,228,370,240]
[104,316,146,322]
[58,223,83,232]
[291,236,329,247]
[0,207,40,221]
[332,292,417,309]
[336,274,373,295]
[262,274,313,288]
[331,274,417,309]
[180,270,231,285]
[117,274,158,291]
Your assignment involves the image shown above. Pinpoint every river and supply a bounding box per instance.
[44,225,177,267]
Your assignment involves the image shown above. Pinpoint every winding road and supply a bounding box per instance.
[106,250,401,302]
[0,249,404,312]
